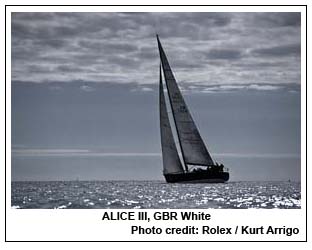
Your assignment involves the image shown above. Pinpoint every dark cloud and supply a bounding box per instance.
[78,40,138,54]
[251,12,301,27]
[252,44,300,57]
[170,60,206,70]
[33,39,68,49]
[204,49,243,60]
[56,65,86,73]
[26,64,53,74]
[176,12,232,27]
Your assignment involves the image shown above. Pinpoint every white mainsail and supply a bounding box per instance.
[157,35,214,167]
[159,65,184,174]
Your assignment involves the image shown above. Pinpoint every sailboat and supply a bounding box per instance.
[157,35,229,183]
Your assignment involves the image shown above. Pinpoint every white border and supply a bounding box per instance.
[3,3,308,246]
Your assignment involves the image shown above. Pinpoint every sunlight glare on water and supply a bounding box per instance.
[11,181,301,209]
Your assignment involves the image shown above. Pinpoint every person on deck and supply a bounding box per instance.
[220,164,224,172]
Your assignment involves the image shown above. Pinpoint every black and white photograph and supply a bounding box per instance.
[10,11,302,209]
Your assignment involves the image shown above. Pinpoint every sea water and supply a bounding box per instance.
[11,180,300,209]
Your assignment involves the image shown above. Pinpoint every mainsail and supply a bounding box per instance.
[157,35,214,168]
[159,65,184,174]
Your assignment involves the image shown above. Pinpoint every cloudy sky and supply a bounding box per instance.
[12,12,301,87]
[11,12,301,181]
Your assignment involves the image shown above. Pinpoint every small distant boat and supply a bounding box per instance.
[157,35,229,183]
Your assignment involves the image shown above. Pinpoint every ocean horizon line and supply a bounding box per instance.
[11,148,300,159]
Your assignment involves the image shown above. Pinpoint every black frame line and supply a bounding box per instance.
[4,4,308,243]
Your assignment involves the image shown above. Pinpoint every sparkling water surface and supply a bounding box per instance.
[11,181,301,209]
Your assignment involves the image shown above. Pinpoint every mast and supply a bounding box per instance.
[157,35,214,169]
